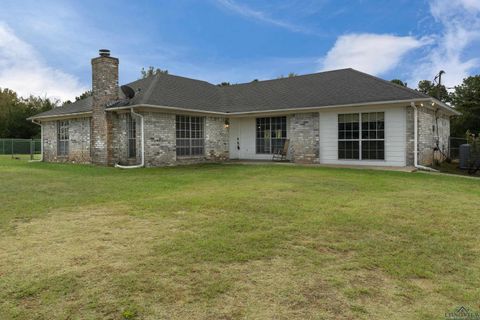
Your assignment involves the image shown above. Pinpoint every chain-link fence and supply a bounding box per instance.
[449,137,467,160]
[0,138,41,159]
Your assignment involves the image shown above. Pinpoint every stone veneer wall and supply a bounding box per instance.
[141,112,229,167]
[406,106,415,166]
[205,116,229,161]
[405,105,451,166]
[42,117,91,163]
[42,112,229,167]
[418,106,450,165]
[142,112,176,167]
[288,112,320,163]
[109,112,141,166]
[91,55,119,165]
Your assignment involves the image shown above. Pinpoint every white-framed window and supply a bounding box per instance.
[176,115,205,157]
[256,116,287,154]
[57,120,69,156]
[126,114,136,158]
[338,112,385,160]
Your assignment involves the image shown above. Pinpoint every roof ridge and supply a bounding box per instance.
[222,68,354,88]
[153,71,218,87]
[347,68,430,99]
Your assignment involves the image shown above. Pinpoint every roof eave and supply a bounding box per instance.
[106,99,454,116]
[106,104,227,115]
[27,111,93,121]
[429,98,462,116]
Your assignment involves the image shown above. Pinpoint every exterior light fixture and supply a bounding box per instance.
[224,119,230,128]
[420,103,424,107]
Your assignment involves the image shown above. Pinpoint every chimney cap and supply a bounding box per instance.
[99,49,110,57]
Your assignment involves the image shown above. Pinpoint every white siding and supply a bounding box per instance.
[319,105,406,166]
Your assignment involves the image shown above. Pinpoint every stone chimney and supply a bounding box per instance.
[91,49,119,165]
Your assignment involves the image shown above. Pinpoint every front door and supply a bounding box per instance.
[229,118,252,159]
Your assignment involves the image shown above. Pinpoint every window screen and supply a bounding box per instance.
[176,115,205,157]
[127,114,136,158]
[338,113,359,159]
[256,117,287,154]
[57,120,69,156]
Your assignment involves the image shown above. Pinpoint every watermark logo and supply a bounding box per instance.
[445,306,480,320]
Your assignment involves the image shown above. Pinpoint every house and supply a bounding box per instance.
[29,49,459,168]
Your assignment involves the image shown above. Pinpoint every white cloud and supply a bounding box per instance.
[215,0,313,34]
[0,22,86,101]
[409,0,480,88]
[319,33,428,75]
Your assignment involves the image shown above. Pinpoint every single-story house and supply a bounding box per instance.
[29,49,459,168]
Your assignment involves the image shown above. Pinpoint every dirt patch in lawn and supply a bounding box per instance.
[0,203,476,319]
[0,206,173,319]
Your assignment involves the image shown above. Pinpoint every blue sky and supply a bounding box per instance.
[0,0,479,101]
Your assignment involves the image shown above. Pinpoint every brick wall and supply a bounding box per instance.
[418,106,450,165]
[109,112,142,166]
[289,112,320,163]
[42,118,91,163]
[91,54,119,165]
[141,112,229,167]
[205,116,229,161]
[405,105,451,166]
[143,112,176,167]
[406,106,415,166]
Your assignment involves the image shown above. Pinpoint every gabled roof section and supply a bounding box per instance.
[29,96,93,119]
[29,68,449,120]
[128,72,224,111]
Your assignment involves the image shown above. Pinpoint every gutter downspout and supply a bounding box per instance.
[29,119,43,162]
[115,108,145,169]
[410,102,438,172]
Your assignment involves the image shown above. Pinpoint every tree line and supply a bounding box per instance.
[0,89,58,139]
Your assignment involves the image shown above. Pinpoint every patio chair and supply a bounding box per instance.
[272,139,290,161]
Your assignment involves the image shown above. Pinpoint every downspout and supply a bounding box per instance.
[29,119,43,162]
[115,108,145,169]
[410,102,438,172]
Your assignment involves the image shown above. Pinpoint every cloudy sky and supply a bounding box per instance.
[0,0,479,101]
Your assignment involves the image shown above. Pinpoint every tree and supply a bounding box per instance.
[217,82,231,87]
[0,88,19,138]
[75,90,92,101]
[417,80,451,103]
[0,88,56,138]
[140,66,168,79]
[277,72,298,79]
[450,75,480,136]
[390,79,407,87]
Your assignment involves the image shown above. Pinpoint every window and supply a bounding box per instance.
[127,114,136,158]
[338,114,359,159]
[256,117,287,154]
[176,115,204,157]
[361,112,384,160]
[57,120,69,156]
[338,112,385,160]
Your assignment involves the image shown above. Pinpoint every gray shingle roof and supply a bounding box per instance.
[30,68,432,119]
[29,96,93,119]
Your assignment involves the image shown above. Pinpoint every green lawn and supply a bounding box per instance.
[0,156,479,319]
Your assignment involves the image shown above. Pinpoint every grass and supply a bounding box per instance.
[0,156,479,319]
